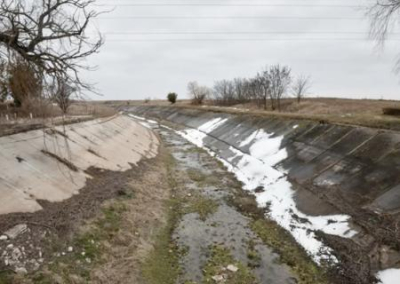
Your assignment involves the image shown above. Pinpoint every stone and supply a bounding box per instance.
[67,246,73,252]
[211,275,225,282]
[227,264,239,272]
[4,224,28,240]
[254,186,265,193]
[15,267,28,275]
[0,235,8,241]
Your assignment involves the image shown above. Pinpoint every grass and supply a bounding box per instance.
[203,245,257,284]
[226,190,328,284]
[187,168,206,183]
[183,147,208,155]
[141,199,182,284]
[250,220,328,284]
[185,195,219,221]
[25,202,128,284]
[0,271,14,284]
[141,153,183,284]
[247,240,262,268]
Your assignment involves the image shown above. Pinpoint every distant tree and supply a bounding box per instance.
[213,80,235,105]
[167,92,178,104]
[255,71,271,110]
[248,78,264,106]
[233,78,250,103]
[292,75,312,103]
[268,65,291,111]
[187,81,210,105]
[53,78,76,115]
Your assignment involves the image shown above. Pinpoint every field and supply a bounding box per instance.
[103,97,400,131]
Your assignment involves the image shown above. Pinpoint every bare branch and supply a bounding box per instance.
[292,75,312,103]
[0,0,104,91]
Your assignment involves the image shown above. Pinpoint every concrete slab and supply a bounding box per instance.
[0,115,159,215]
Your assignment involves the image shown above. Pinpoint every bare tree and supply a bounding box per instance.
[369,1,400,44]
[187,81,210,105]
[248,78,264,106]
[213,80,235,105]
[369,1,400,71]
[292,75,311,103]
[233,78,250,103]
[268,65,291,111]
[53,78,76,115]
[0,0,103,91]
[256,72,271,110]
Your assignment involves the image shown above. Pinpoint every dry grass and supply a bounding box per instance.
[146,98,400,131]
[89,97,400,130]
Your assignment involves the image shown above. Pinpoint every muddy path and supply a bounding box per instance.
[138,122,328,284]
[158,126,297,284]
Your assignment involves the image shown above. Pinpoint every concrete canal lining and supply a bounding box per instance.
[0,115,159,215]
[127,105,400,279]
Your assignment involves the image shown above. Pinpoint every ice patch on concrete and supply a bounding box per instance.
[198,118,228,133]
[377,269,400,284]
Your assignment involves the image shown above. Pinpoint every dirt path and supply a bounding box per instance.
[157,126,297,284]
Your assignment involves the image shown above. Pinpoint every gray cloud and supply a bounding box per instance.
[82,0,400,100]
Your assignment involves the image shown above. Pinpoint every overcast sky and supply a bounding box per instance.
[82,0,400,101]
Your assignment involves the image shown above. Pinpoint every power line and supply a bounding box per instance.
[102,31,386,35]
[98,16,365,20]
[104,38,399,42]
[95,3,362,7]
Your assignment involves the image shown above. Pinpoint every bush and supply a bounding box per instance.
[382,107,400,116]
[167,92,178,104]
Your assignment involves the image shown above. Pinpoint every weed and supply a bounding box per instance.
[250,220,328,284]
[187,168,206,183]
[203,245,257,284]
[186,195,218,221]
[247,240,261,268]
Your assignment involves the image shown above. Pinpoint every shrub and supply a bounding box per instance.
[383,107,400,116]
[167,92,178,104]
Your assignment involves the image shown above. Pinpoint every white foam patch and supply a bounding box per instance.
[198,118,228,133]
[377,269,400,284]
[129,114,158,129]
[128,114,145,120]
